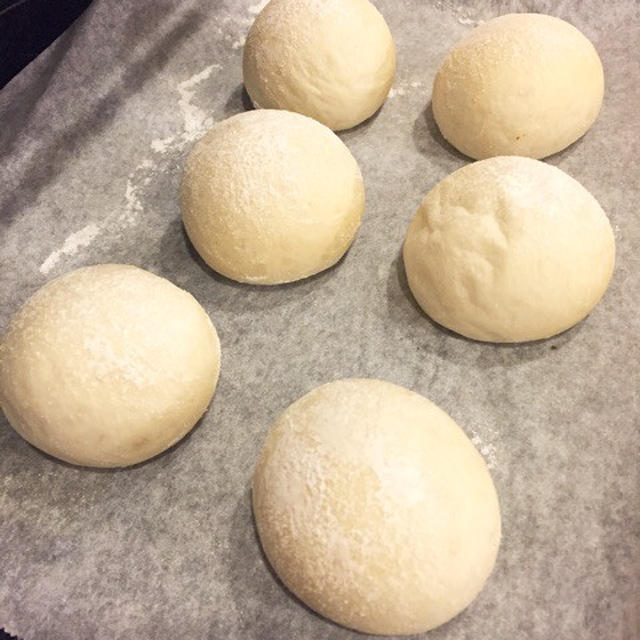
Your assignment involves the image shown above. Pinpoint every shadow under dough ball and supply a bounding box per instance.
[242,0,396,131]
[403,156,615,343]
[0,264,221,467]
[181,109,365,285]
[252,378,501,635]
[432,13,604,159]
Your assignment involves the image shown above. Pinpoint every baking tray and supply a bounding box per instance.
[1,1,638,638]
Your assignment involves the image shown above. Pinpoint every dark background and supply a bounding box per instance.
[0,0,92,88]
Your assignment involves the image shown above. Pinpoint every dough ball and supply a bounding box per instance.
[181,110,364,285]
[0,264,221,467]
[253,378,501,635]
[432,13,604,159]
[403,156,615,343]
[243,0,396,131]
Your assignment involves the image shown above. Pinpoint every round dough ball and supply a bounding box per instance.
[181,110,364,285]
[0,264,221,467]
[432,13,604,159]
[253,378,501,635]
[243,0,396,131]
[403,156,615,343]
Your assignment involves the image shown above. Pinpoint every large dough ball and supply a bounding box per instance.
[0,264,221,467]
[181,110,364,285]
[432,13,604,159]
[403,156,615,343]
[253,378,501,635]
[243,0,396,131]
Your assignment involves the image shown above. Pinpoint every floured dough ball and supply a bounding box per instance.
[181,110,364,284]
[243,0,396,131]
[0,264,221,467]
[253,378,501,635]
[432,13,604,159]
[403,156,615,343]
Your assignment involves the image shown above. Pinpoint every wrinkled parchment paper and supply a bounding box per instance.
[1,1,638,638]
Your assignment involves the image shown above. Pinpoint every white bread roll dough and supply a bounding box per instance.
[181,110,364,285]
[403,157,615,343]
[432,13,604,159]
[253,379,501,635]
[243,0,396,131]
[0,265,221,467]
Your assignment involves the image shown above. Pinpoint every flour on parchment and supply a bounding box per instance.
[38,64,220,277]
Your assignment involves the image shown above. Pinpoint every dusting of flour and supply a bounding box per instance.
[231,0,269,50]
[388,79,424,99]
[39,224,101,275]
[38,63,220,277]
[470,430,498,470]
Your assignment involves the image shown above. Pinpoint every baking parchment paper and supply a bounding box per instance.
[1,1,638,638]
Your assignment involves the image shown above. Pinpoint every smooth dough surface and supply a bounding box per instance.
[252,378,501,635]
[403,156,615,343]
[432,13,604,159]
[181,109,364,285]
[0,264,221,467]
[243,0,396,131]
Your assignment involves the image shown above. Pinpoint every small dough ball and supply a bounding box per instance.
[243,0,396,131]
[0,264,221,467]
[403,156,615,343]
[181,110,364,285]
[432,13,604,159]
[253,378,501,635]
